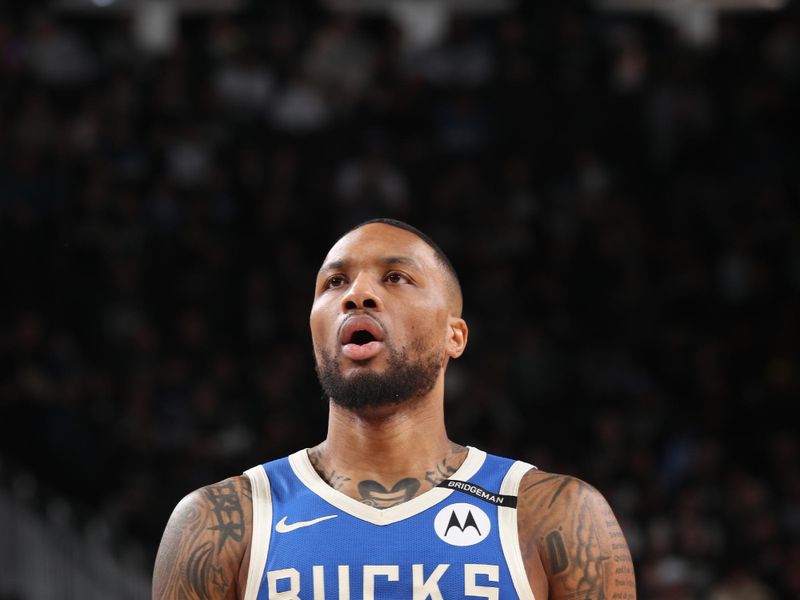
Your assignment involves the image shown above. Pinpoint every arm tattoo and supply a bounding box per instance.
[546,530,569,574]
[186,541,229,598]
[520,474,636,599]
[601,502,636,598]
[573,494,612,593]
[153,478,249,600]
[206,482,245,553]
[548,477,573,508]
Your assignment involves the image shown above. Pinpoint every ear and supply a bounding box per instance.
[445,317,468,359]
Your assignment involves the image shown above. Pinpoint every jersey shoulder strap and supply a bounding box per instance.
[243,463,272,600]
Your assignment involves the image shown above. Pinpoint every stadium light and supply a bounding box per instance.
[595,0,788,45]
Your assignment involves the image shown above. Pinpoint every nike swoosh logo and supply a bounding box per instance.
[275,514,338,533]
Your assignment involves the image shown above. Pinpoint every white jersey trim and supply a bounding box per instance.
[287,446,487,526]
[242,464,273,600]
[499,460,537,600]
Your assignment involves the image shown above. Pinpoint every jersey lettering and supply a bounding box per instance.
[267,568,300,600]
[266,564,499,600]
[465,564,500,600]
[412,564,449,600]
[337,566,350,600]
[312,566,325,600]
[363,565,399,600]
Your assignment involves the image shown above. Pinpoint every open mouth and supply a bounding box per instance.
[349,330,377,345]
[340,316,384,345]
[340,317,385,360]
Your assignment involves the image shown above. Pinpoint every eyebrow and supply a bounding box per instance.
[318,255,421,274]
[319,259,347,274]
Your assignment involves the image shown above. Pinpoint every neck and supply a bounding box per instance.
[325,396,452,474]
[308,381,467,507]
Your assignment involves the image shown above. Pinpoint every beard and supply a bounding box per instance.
[315,341,443,411]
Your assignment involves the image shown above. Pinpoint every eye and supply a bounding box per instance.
[385,271,410,284]
[325,275,347,289]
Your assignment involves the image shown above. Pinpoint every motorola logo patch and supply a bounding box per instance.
[434,503,491,546]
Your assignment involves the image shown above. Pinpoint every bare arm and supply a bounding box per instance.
[153,476,252,600]
[518,470,636,599]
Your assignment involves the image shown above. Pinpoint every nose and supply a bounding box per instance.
[341,273,383,312]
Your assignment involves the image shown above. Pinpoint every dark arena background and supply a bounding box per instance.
[1,0,799,598]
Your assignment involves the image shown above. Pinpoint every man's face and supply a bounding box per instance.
[309,223,462,410]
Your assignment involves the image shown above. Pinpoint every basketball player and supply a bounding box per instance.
[153,219,637,600]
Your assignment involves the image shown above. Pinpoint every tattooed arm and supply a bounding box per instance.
[153,476,252,600]
[517,470,636,600]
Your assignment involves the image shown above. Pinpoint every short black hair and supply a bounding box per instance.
[348,218,462,311]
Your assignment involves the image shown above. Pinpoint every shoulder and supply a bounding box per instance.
[517,468,606,513]
[168,475,253,552]
[153,475,253,600]
[516,469,637,600]
[516,468,613,547]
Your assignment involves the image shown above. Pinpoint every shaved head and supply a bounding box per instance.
[345,218,463,316]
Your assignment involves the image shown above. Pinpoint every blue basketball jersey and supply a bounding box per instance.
[242,447,536,600]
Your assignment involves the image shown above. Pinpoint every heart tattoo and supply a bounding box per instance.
[358,478,422,508]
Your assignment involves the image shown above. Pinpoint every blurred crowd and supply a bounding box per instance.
[1,1,799,597]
